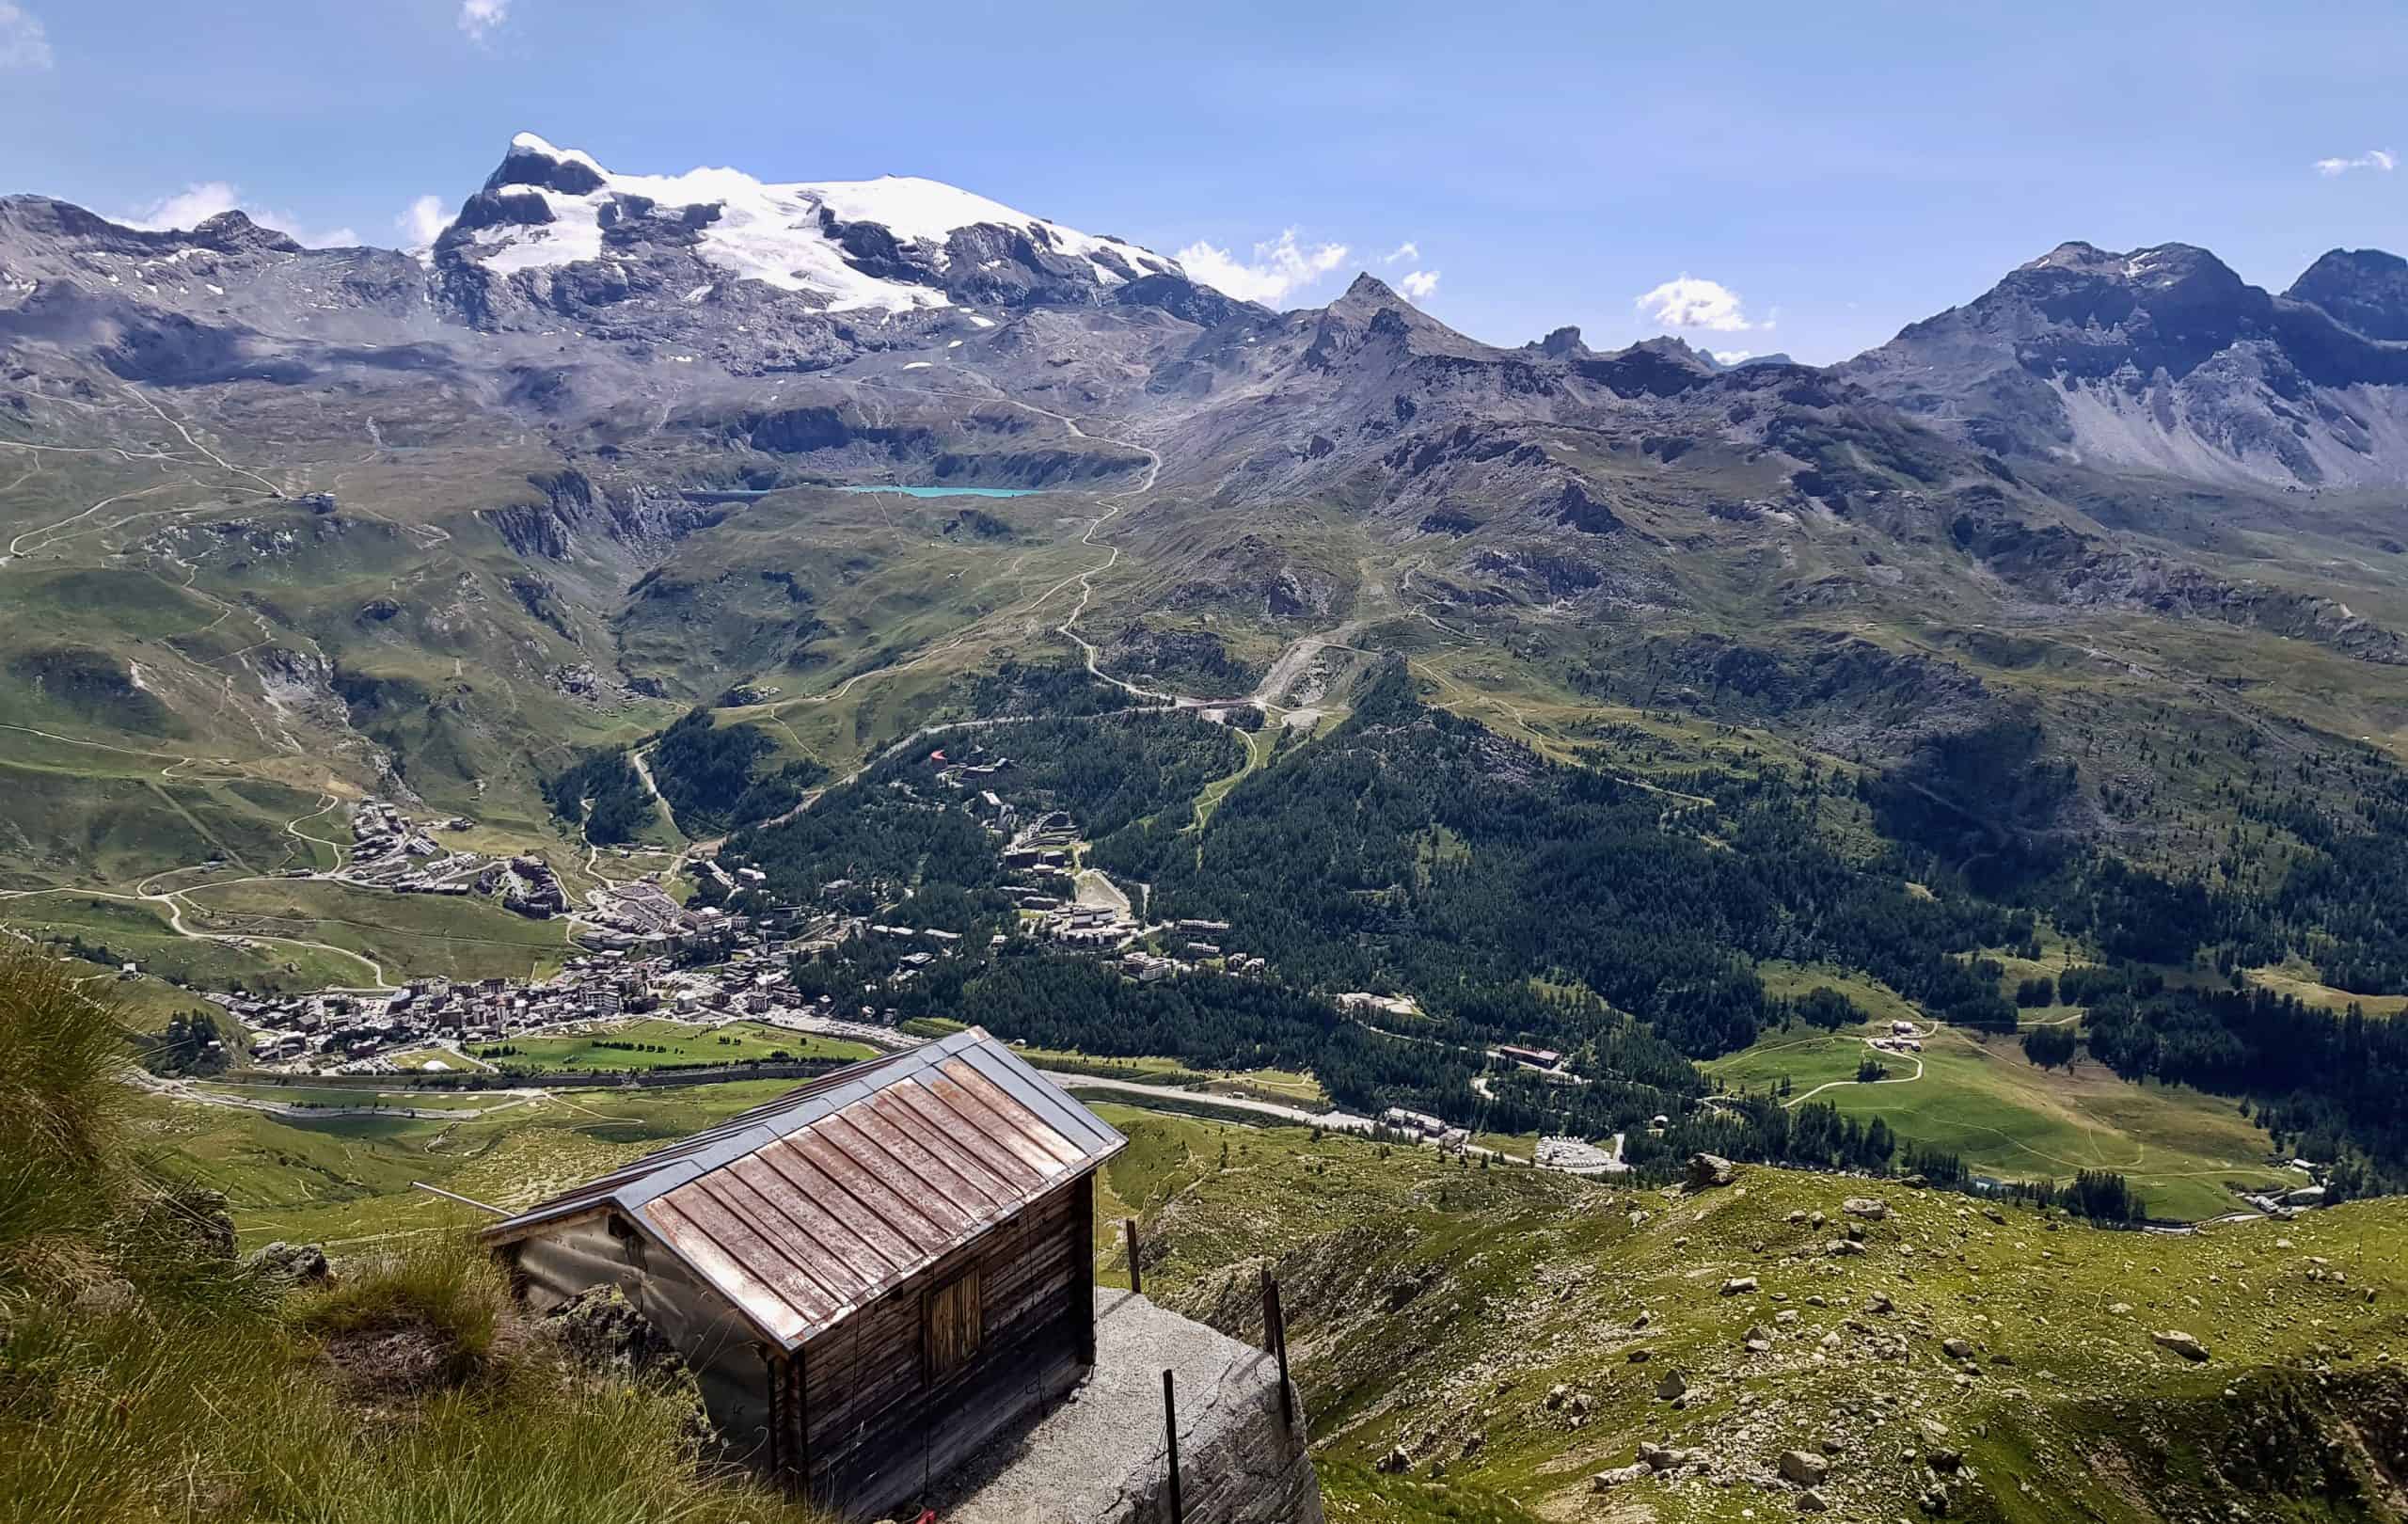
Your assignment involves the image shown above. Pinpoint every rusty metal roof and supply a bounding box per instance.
[482,1026,1124,1349]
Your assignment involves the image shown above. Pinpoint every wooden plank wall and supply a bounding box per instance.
[799,1171,1095,1514]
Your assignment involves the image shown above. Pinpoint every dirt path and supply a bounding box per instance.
[1781,1024,1934,1109]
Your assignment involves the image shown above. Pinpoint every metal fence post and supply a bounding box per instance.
[1125,1217,1144,1296]
[1260,1268,1293,1429]
[1163,1367,1183,1521]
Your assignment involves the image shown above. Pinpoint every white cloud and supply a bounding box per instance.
[0,2,51,71]
[1176,229,1351,305]
[126,182,356,248]
[1711,350,1752,366]
[1381,241,1419,264]
[2315,149,2398,177]
[459,0,510,41]
[131,182,243,230]
[1634,274,1758,333]
[1397,269,1440,301]
[399,194,452,248]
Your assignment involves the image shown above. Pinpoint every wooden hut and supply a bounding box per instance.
[482,1025,1127,1519]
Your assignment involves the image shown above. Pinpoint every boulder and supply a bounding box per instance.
[1591,1464,1649,1490]
[2152,1330,2210,1363]
[1721,1276,1760,1296]
[1843,1198,1888,1220]
[1941,1336,1974,1359]
[1656,1368,1689,1401]
[1687,1153,1739,1189]
[244,1240,333,1287]
[1778,1449,1830,1486]
[540,1285,688,1379]
[1799,1486,1831,1512]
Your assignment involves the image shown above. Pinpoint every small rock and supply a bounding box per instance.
[1723,1276,1761,1296]
[2152,1330,2210,1362]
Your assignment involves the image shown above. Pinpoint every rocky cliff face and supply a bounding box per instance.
[1846,240,2408,486]
[2289,247,2408,341]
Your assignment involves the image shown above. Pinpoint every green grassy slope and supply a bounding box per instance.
[1093,1104,2408,1524]
[1706,1023,2286,1221]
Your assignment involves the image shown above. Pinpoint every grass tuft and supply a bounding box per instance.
[0,954,830,1524]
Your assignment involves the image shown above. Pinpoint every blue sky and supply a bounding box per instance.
[2,0,2401,363]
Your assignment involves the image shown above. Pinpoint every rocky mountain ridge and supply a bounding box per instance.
[1846,238,2408,487]
[8,135,2408,888]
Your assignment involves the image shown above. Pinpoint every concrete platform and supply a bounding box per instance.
[920,1290,1323,1524]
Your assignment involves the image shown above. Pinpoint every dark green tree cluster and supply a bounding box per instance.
[2020,1024,2078,1069]
[143,1011,227,1076]
[647,709,784,835]
[541,749,655,844]
[731,709,1241,911]
[1786,986,1862,1030]
[967,660,1157,720]
[1092,663,2015,1059]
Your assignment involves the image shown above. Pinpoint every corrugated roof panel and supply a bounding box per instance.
[719,1155,907,1288]
[888,1079,1058,1191]
[752,1143,924,1272]
[810,1112,982,1240]
[483,1026,1124,1350]
[785,1126,951,1246]
[930,1062,1084,1171]
[962,1040,1126,1156]
[839,1092,1017,1219]
[646,1199,822,1345]
[681,1175,869,1312]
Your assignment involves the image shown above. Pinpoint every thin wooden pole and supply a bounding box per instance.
[1261,1269,1293,1429]
[412,1180,506,1214]
[1125,1217,1144,1297]
[1163,1367,1183,1521]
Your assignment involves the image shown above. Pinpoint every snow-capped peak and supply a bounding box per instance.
[507,131,601,171]
[452,133,1181,314]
